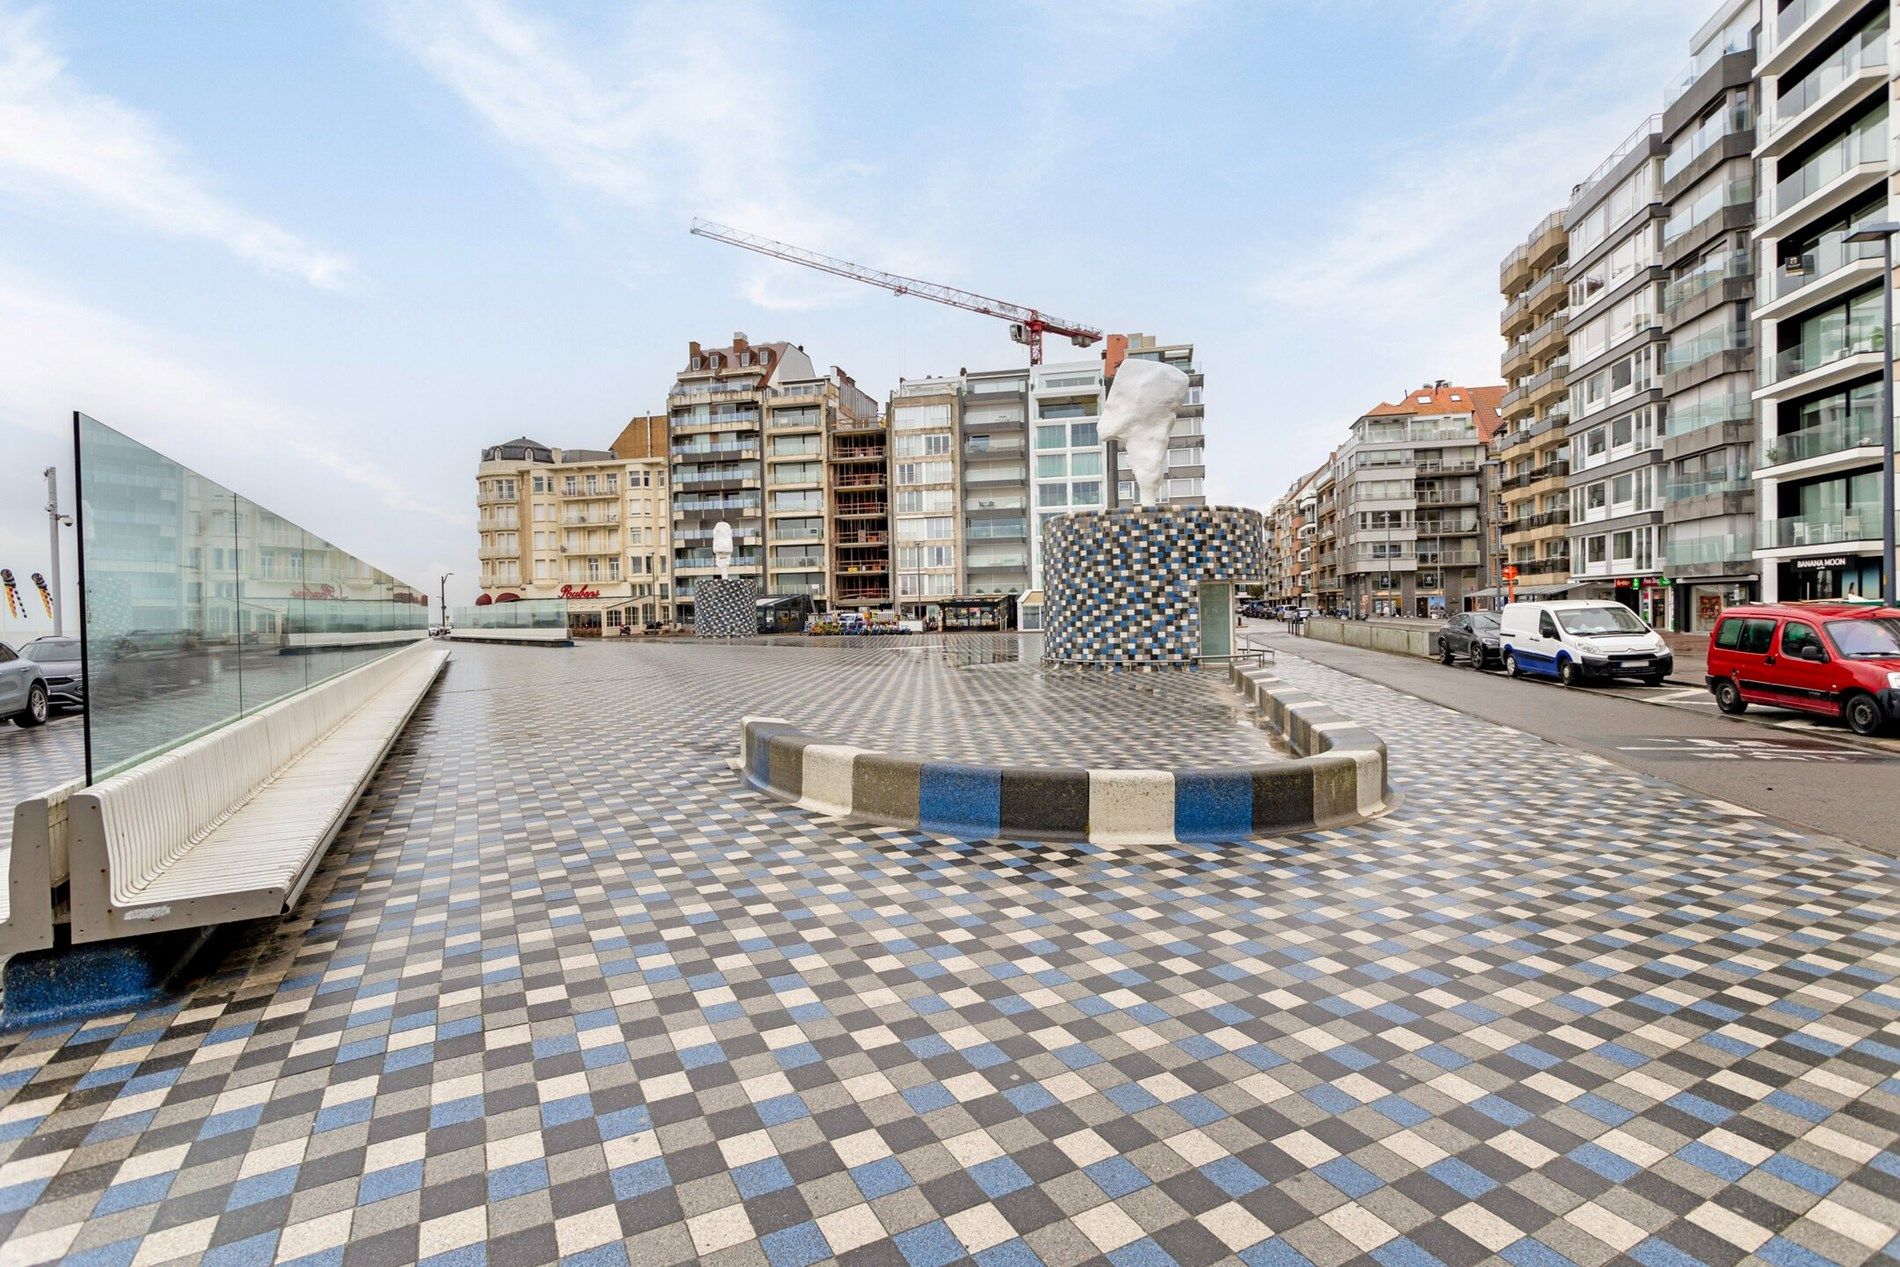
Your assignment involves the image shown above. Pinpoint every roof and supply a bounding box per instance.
[1361,384,1507,444]
[1727,602,1900,619]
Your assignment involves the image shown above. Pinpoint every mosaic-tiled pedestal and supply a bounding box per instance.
[1043,505,1267,666]
[694,576,759,637]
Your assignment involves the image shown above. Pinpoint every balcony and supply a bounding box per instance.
[1663,104,1752,186]
[1664,476,1752,502]
[1662,178,1753,246]
[1766,325,1885,388]
[1662,328,1750,375]
[1502,336,1534,381]
[674,471,761,491]
[1666,533,1754,566]
[1663,251,1751,315]
[833,497,888,519]
[833,471,887,488]
[1527,311,1568,362]
[1570,114,1661,214]
[1760,408,1886,470]
[1759,113,1887,233]
[1501,291,1534,340]
[672,441,761,460]
[1764,18,1887,157]
[1502,508,1571,532]
[1525,268,1565,319]
[967,554,1028,570]
[770,554,826,571]
[1501,242,1533,293]
[1501,459,1570,491]
[769,525,824,542]
[1417,550,1482,567]
[964,439,1024,457]
[1760,508,1883,550]
[1762,228,1884,317]
[834,530,888,546]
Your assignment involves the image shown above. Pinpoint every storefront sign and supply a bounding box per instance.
[290,584,339,600]
[559,584,602,599]
[1793,556,1848,570]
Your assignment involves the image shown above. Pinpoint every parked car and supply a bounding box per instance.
[19,636,84,711]
[1705,602,1900,736]
[0,640,49,727]
[1498,600,1673,686]
[1436,611,1502,668]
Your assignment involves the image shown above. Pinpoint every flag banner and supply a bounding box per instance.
[0,569,19,620]
[31,572,53,617]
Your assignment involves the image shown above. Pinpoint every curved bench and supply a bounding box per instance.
[66,639,448,943]
[737,661,1395,845]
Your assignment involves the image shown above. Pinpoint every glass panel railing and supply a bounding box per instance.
[1664,105,1753,183]
[1663,328,1750,373]
[75,413,427,782]
[1664,252,1751,313]
[1776,18,1888,125]
[1772,323,1886,381]
[1778,0,1825,43]
[1762,408,1886,465]
[1665,532,1754,565]
[449,598,568,632]
[1769,109,1888,216]
[1664,178,1754,244]
[1773,227,1884,300]
[1761,509,1883,548]
[1670,393,1754,434]
[1664,475,1751,501]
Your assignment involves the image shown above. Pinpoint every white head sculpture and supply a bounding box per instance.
[712,520,734,580]
[1099,357,1191,507]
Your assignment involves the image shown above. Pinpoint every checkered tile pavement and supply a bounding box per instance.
[0,717,83,856]
[0,637,1896,1267]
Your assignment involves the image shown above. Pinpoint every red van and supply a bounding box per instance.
[1705,603,1900,736]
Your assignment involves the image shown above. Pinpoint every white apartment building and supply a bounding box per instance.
[889,378,962,616]
[1108,334,1208,509]
[1750,0,1896,603]
[1029,359,1108,586]
[1564,117,1672,624]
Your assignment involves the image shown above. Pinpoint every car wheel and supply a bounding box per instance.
[1559,659,1582,688]
[13,684,48,728]
[1438,640,1453,665]
[1641,673,1666,688]
[1843,692,1885,737]
[1503,651,1521,678]
[1713,679,1747,714]
[1469,646,1487,670]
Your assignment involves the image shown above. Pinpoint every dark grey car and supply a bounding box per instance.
[1437,611,1503,668]
[20,636,84,711]
[0,640,49,727]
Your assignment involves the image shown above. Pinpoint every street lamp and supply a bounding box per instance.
[439,572,453,631]
[1844,221,1899,607]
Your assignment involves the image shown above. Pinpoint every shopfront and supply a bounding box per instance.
[557,583,629,638]
[1674,579,1756,633]
[1778,554,1885,603]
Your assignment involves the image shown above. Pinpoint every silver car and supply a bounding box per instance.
[0,640,49,727]
[20,636,83,711]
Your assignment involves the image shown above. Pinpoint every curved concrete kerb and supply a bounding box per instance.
[736,665,1396,844]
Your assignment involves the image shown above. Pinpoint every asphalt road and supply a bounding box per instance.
[1244,620,1900,856]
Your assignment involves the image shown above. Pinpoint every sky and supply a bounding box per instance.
[0,0,1718,630]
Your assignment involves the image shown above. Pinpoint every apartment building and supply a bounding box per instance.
[668,335,809,621]
[1028,357,1109,586]
[959,368,1032,596]
[1497,210,1576,593]
[1105,334,1208,509]
[475,434,672,632]
[1562,118,1672,624]
[888,378,962,616]
[828,395,892,609]
[765,367,879,606]
[1751,0,1895,606]
[1263,469,1320,607]
[1658,0,1761,631]
[1335,384,1501,617]
[1312,462,1341,613]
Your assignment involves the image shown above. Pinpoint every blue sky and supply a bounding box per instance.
[0,0,1714,626]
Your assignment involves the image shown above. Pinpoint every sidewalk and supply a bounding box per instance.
[1660,630,1707,684]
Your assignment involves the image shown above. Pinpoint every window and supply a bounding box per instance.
[1072,480,1103,505]
[1587,536,1607,564]
[1035,425,1067,450]
[1586,429,1607,457]
[1781,621,1824,658]
[1038,484,1068,507]
[1072,450,1103,477]
[1071,422,1098,448]
[1037,454,1067,478]
[894,403,951,430]
[1714,617,1775,653]
[1612,530,1633,559]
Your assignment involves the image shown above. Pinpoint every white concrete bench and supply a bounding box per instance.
[0,778,84,956]
[66,639,448,943]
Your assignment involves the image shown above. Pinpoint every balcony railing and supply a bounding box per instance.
[1571,114,1661,213]
[671,441,760,459]
[1664,476,1751,501]
[1762,408,1885,466]
[1666,532,1754,565]
[1667,27,1752,106]
[1766,113,1887,219]
[1671,393,1754,434]
[1761,509,1882,548]
[770,554,826,571]
[1663,177,1752,244]
[1664,105,1752,184]
[1773,227,1883,301]
[1774,18,1887,129]
[1664,251,1751,314]
[1663,327,1750,374]
[769,526,824,542]
[1771,325,1885,383]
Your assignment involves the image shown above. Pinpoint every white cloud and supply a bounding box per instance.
[0,4,355,289]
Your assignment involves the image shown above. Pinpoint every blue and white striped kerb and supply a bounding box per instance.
[1042,505,1268,667]
[737,661,1394,844]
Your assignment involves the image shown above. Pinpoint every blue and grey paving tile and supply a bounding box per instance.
[0,637,1895,1267]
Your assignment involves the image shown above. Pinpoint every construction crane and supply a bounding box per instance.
[689,218,1102,365]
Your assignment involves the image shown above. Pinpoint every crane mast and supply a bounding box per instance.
[688,218,1102,365]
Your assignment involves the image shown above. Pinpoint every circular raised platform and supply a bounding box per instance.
[695,576,760,637]
[1042,505,1267,667]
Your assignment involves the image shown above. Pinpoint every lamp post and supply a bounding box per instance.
[1844,222,1899,607]
[44,468,72,636]
[439,572,453,632]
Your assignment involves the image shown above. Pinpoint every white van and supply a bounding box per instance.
[1497,600,1673,687]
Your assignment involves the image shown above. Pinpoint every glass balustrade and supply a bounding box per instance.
[1761,509,1881,548]
[1663,105,1752,183]
[1769,109,1887,217]
[1762,408,1886,465]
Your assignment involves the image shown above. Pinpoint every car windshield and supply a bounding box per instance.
[21,639,79,662]
[1470,613,1499,631]
[1826,618,1900,658]
[1555,606,1647,636]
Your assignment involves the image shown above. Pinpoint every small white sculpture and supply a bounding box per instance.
[713,521,734,580]
[1100,358,1191,507]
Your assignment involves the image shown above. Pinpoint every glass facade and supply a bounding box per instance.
[75,413,428,781]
